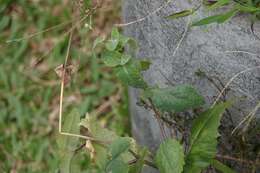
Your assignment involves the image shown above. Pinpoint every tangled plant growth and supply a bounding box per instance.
[58,27,239,173]
[1,0,259,172]
[56,0,260,173]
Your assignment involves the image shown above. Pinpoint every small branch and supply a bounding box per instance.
[148,99,167,140]
[216,154,260,167]
[212,65,260,107]
[115,0,173,27]
[128,149,157,169]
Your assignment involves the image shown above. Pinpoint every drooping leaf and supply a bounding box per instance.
[115,60,148,89]
[166,9,194,19]
[102,51,122,67]
[211,159,236,173]
[109,137,131,159]
[106,27,120,51]
[145,85,205,112]
[155,139,185,173]
[184,102,232,173]
[192,9,238,26]
[57,109,80,173]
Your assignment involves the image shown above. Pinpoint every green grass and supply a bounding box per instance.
[0,1,128,172]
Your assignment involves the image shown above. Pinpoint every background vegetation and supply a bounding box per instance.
[0,1,129,172]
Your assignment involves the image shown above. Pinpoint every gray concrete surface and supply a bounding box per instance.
[123,0,260,172]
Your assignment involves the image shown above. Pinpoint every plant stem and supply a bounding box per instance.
[128,149,157,169]
[148,99,167,140]
[216,154,260,167]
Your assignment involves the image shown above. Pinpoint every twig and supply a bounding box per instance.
[5,17,76,43]
[58,28,96,142]
[115,0,173,27]
[148,99,167,140]
[158,69,175,86]
[58,2,106,143]
[212,65,260,107]
[172,17,191,58]
[224,50,260,62]
[216,154,260,166]
[232,101,260,135]
[128,149,157,169]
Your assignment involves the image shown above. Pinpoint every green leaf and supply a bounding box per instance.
[110,137,131,159]
[106,158,129,173]
[129,148,147,173]
[184,102,232,173]
[166,9,194,19]
[192,9,238,26]
[119,34,138,49]
[57,109,80,173]
[106,27,120,51]
[235,3,260,12]
[121,54,131,65]
[80,114,118,143]
[93,36,105,50]
[211,160,236,173]
[155,139,185,173]
[80,115,118,169]
[115,60,148,89]
[146,85,205,112]
[208,0,230,10]
[102,51,122,67]
[138,60,151,71]
[0,15,10,32]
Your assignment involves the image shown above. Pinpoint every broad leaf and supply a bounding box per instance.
[110,137,131,159]
[80,114,118,144]
[211,159,236,173]
[146,85,205,112]
[57,109,80,173]
[106,158,129,173]
[184,102,231,173]
[119,34,138,49]
[80,115,136,170]
[104,138,132,173]
[192,9,238,26]
[155,139,185,173]
[121,54,131,65]
[102,51,122,67]
[106,27,120,51]
[166,9,194,19]
[80,115,118,169]
[115,60,148,89]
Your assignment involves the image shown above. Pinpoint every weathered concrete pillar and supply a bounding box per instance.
[123,0,260,172]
